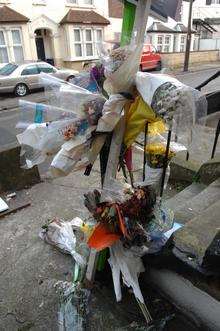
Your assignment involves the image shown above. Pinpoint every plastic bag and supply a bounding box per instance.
[108,241,145,303]
[39,218,87,267]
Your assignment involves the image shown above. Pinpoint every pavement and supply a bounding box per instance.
[0,159,202,331]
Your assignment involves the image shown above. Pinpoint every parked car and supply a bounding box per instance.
[140,44,162,71]
[0,62,78,97]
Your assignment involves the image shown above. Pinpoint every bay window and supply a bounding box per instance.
[0,31,9,63]
[73,27,103,59]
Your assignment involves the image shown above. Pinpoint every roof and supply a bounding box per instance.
[0,5,29,23]
[60,9,110,25]
[193,19,217,33]
[147,22,174,33]
[174,23,188,33]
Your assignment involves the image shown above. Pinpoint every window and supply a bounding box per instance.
[0,31,9,63]
[21,65,39,75]
[73,28,103,58]
[180,35,186,52]
[164,35,171,52]
[11,30,24,63]
[66,0,77,4]
[211,0,220,4]
[85,29,93,56]
[84,0,93,4]
[74,29,82,57]
[0,63,17,76]
[157,35,163,52]
[38,63,56,73]
[156,34,171,53]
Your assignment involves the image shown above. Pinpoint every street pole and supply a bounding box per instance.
[183,0,193,72]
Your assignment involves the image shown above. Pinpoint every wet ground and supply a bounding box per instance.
[87,265,203,331]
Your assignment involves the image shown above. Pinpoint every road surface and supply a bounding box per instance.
[0,67,220,148]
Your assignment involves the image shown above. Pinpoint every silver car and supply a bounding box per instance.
[0,62,78,97]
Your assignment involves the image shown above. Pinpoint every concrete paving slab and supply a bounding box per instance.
[172,200,220,272]
[174,178,220,223]
[165,182,206,213]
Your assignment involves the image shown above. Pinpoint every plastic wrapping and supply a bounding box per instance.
[56,281,90,331]
[96,94,127,132]
[99,43,143,94]
[17,74,106,172]
[69,71,100,93]
[40,73,105,117]
[135,72,207,143]
[136,134,186,187]
[108,241,145,303]
[39,218,87,267]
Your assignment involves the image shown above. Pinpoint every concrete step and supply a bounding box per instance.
[172,200,220,272]
[165,182,206,213]
[173,178,220,223]
[147,268,220,331]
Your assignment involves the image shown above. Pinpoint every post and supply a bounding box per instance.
[183,0,194,72]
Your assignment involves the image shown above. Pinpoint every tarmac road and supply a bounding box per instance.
[0,66,219,148]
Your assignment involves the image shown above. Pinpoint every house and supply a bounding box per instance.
[0,0,111,69]
[146,21,194,53]
[182,0,220,50]
[0,0,192,70]
[108,0,192,53]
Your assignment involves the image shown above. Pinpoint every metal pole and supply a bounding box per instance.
[160,124,172,198]
[183,0,194,72]
[211,119,220,159]
[143,122,148,181]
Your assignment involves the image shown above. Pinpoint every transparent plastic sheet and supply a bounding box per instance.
[146,202,174,242]
[69,71,100,93]
[39,218,88,267]
[135,134,186,187]
[56,281,90,331]
[40,73,106,116]
[17,100,77,130]
[16,75,106,171]
[135,72,207,144]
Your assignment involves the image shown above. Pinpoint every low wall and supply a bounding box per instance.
[161,50,220,69]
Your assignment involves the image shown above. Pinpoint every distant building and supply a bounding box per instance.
[182,0,220,50]
[0,0,195,70]
[0,0,111,69]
